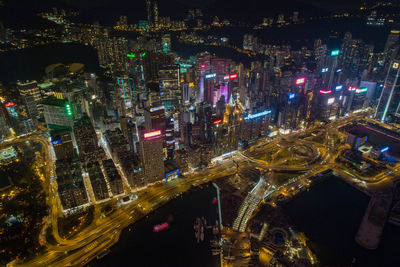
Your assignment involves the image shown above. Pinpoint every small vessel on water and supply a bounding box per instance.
[194,217,207,243]
[153,222,169,232]
[97,249,110,260]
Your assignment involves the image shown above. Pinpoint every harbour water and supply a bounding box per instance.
[91,184,220,267]
[283,175,400,266]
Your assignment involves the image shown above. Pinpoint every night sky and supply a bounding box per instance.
[0,0,368,27]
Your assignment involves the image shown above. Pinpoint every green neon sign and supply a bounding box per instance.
[331,50,340,56]
[66,104,73,116]
[142,52,146,56]
[127,54,136,58]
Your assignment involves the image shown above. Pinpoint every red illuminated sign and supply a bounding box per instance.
[348,86,356,91]
[213,119,222,125]
[200,64,205,69]
[296,78,305,85]
[5,102,15,107]
[144,130,161,139]
[229,74,238,79]
[319,90,332,94]
[153,222,169,232]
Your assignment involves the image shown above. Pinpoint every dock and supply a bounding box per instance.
[355,188,393,250]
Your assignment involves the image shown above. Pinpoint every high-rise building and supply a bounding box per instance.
[115,76,136,118]
[42,99,74,129]
[139,130,165,184]
[375,60,400,122]
[153,1,159,28]
[146,0,153,28]
[50,130,76,160]
[144,105,166,133]
[17,81,41,102]
[0,107,10,139]
[383,30,400,72]
[161,34,171,54]
[22,95,38,119]
[158,64,180,110]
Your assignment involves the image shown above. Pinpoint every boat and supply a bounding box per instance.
[194,217,206,243]
[153,222,169,232]
[212,248,221,256]
[96,249,110,260]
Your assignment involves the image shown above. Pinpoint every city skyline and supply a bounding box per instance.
[1,0,400,266]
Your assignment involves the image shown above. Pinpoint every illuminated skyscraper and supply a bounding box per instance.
[17,81,41,102]
[0,107,10,139]
[144,105,166,134]
[158,64,180,110]
[146,0,153,28]
[139,130,165,184]
[153,1,159,28]
[383,30,400,72]
[42,99,74,129]
[116,76,136,118]
[50,130,76,160]
[161,34,171,54]
[375,60,400,122]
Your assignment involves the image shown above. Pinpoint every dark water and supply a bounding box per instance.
[91,184,220,267]
[283,176,400,267]
[0,42,100,84]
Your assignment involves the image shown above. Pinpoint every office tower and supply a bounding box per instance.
[0,108,10,139]
[22,95,38,119]
[118,16,128,28]
[120,117,138,151]
[351,87,368,111]
[153,1,159,28]
[277,14,285,24]
[144,105,166,133]
[115,76,136,118]
[146,0,153,28]
[139,130,165,184]
[315,89,338,121]
[42,99,74,129]
[50,130,77,160]
[196,52,211,103]
[383,29,400,72]
[292,11,299,22]
[375,60,400,122]
[4,102,20,133]
[165,118,175,159]
[158,64,180,110]
[161,34,171,54]
[17,81,41,102]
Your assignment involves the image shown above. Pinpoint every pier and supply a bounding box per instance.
[355,188,393,250]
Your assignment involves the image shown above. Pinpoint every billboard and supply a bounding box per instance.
[320,90,331,94]
[150,105,165,112]
[144,130,161,140]
[166,169,179,182]
[244,110,271,121]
